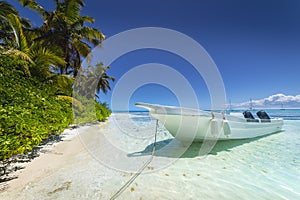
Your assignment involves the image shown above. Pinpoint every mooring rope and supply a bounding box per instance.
[110,119,159,200]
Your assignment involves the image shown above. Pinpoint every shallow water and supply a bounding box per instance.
[1,110,299,199]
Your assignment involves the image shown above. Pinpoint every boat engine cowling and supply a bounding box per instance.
[256,110,270,119]
[243,111,255,119]
[243,111,259,122]
[256,110,271,122]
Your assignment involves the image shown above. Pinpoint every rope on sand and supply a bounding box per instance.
[110,119,159,200]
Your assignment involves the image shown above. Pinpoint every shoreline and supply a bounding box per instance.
[0,122,104,193]
[0,114,298,200]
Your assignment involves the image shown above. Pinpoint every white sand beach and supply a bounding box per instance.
[0,113,299,200]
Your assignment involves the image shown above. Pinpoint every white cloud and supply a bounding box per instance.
[233,93,300,109]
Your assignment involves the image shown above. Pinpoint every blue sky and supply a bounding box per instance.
[9,0,300,110]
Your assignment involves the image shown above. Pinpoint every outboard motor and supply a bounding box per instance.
[243,111,259,122]
[243,111,254,119]
[256,110,271,122]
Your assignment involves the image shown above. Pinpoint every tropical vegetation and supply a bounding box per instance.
[0,0,114,161]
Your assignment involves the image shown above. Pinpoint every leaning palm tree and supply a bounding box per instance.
[17,0,105,77]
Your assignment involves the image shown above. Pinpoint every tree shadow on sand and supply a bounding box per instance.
[0,134,64,187]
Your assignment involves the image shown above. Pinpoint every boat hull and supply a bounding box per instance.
[152,113,283,141]
[136,103,284,142]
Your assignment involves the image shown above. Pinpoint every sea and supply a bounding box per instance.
[1,109,299,199]
[109,109,300,199]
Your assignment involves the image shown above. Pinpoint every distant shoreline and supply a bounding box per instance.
[113,108,300,113]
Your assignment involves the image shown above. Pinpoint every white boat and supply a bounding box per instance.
[135,102,283,142]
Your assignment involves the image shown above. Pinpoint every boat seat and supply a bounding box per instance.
[243,111,259,122]
[257,110,271,122]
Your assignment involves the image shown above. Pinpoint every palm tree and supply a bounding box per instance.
[0,1,31,51]
[17,0,105,77]
[0,1,19,48]
[94,63,115,96]
[1,10,65,78]
[76,63,115,99]
[8,1,112,100]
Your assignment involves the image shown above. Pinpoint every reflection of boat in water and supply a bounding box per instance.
[135,103,284,142]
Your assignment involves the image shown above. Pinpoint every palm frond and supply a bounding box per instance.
[70,16,95,32]
[65,0,84,23]
[0,21,15,47]
[6,14,29,53]
[2,49,32,75]
[3,49,33,63]
[92,63,115,95]
[78,27,105,43]
[19,17,32,28]
[71,38,91,57]
[0,1,19,17]
[12,0,106,79]
[81,16,94,23]
[16,0,48,19]
[30,46,66,68]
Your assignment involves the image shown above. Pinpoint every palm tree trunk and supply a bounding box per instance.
[64,41,70,75]
[73,51,81,77]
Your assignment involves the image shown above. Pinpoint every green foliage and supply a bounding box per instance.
[17,0,105,76]
[95,102,111,121]
[0,55,72,160]
[0,55,111,160]
[0,1,113,161]
[72,93,111,124]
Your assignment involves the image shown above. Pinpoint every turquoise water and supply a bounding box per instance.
[1,110,299,199]
[230,109,300,120]
[126,109,300,199]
